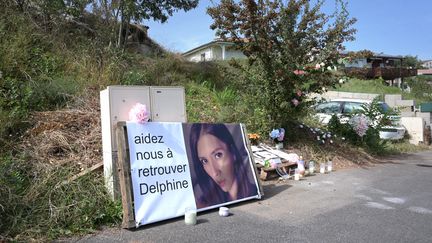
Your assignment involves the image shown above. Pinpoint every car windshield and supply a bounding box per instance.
[343,102,364,114]
[315,100,395,115]
[315,101,341,113]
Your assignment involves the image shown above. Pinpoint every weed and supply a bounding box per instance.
[0,154,121,241]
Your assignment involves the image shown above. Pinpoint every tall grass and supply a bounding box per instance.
[1,4,430,242]
[0,155,121,241]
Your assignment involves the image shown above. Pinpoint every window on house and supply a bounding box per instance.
[200,53,206,62]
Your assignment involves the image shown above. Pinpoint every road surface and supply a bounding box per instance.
[74,150,432,243]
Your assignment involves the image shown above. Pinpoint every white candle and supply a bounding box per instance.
[320,163,325,174]
[294,169,300,180]
[327,161,333,172]
[185,207,197,225]
[219,207,230,217]
[298,158,305,177]
[308,161,315,173]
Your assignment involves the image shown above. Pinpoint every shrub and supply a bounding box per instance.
[327,99,388,154]
[0,154,121,241]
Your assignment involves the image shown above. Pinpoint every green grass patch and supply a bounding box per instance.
[333,78,432,104]
[332,78,403,97]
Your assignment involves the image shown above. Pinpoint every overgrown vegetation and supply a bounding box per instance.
[0,1,202,241]
[405,75,432,104]
[0,155,122,240]
[208,0,356,127]
[0,0,430,241]
[326,99,389,154]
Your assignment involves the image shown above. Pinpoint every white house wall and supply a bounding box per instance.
[212,46,222,60]
[423,60,432,69]
[184,47,213,62]
[210,45,245,61]
[225,48,246,60]
[183,43,246,62]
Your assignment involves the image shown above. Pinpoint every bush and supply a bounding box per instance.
[405,76,432,103]
[326,99,388,154]
[0,154,121,241]
[185,82,219,123]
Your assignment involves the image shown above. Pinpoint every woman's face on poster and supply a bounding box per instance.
[197,133,235,192]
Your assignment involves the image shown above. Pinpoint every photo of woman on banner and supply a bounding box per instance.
[184,123,259,209]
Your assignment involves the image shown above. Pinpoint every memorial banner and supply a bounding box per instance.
[126,122,261,227]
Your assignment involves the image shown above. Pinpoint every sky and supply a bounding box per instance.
[146,0,432,60]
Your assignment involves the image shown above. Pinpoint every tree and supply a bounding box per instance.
[402,55,423,69]
[7,1,199,48]
[91,0,199,48]
[208,0,356,127]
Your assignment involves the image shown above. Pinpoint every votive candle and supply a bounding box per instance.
[320,163,325,174]
[327,161,333,172]
[185,207,197,225]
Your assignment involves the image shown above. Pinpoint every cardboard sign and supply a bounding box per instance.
[125,122,262,227]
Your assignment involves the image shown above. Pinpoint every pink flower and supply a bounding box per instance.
[277,128,285,142]
[293,70,305,75]
[348,115,370,137]
[296,90,302,97]
[291,98,299,107]
[129,103,150,124]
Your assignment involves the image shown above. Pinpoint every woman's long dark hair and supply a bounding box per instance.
[189,123,256,207]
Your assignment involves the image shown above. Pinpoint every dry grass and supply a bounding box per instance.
[0,88,121,241]
[19,88,102,171]
[283,141,382,171]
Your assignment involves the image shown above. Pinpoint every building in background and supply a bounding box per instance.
[183,41,417,86]
[341,52,417,87]
[422,60,432,69]
[182,40,246,62]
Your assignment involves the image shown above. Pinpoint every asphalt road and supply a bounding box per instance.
[74,150,432,243]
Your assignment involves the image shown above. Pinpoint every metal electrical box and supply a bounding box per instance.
[100,85,186,199]
[150,87,187,122]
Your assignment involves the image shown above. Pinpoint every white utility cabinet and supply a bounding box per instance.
[401,117,424,145]
[150,87,187,122]
[100,85,186,199]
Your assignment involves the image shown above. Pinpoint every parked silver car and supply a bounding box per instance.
[314,98,406,140]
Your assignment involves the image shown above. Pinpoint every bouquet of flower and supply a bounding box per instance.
[128,103,150,124]
[269,128,285,143]
[248,133,260,145]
